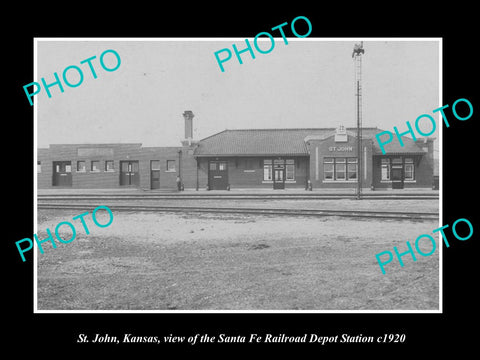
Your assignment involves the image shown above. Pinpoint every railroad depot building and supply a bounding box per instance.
[37,111,436,191]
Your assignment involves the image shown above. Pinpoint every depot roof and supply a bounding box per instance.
[194,128,428,157]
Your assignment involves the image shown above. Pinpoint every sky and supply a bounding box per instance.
[36,39,440,149]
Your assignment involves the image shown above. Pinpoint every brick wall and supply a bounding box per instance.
[372,138,434,189]
[37,144,183,190]
[413,139,434,188]
[372,154,434,189]
[37,148,52,189]
[307,134,373,189]
[138,147,181,190]
[196,159,209,190]
[179,144,200,190]
[37,138,435,190]
[196,156,308,189]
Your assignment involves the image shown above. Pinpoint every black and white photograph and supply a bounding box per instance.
[6,7,478,355]
[34,38,440,312]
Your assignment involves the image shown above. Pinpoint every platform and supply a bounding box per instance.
[37,187,440,196]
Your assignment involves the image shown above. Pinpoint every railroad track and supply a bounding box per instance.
[37,193,439,201]
[37,203,439,220]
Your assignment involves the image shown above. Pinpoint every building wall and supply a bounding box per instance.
[230,156,308,189]
[37,144,182,190]
[195,156,308,189]
[196,159,209,190]
[229,157,268,189]
[37,148,52,189]
[37,136,435,190]
[363,138,374,188]
[307,134,373,189]
[372,154,434,189]
[139,147,181,190]
[413,155,434,187]
[179,143,200,189]
[372,139,434,189]
[414,139,435,188]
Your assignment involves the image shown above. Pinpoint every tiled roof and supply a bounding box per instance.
[372,133,427,155]
[194,128,426,156]
[196,129,315,156]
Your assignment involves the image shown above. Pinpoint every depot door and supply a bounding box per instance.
[208,161,228,190]
[120,161,140,186]
[273,160,285,189]
[391,165,404,189]
[52,161,72,186]
[150,160,160,189]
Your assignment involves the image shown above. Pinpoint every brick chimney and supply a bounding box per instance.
[183,110,194,140]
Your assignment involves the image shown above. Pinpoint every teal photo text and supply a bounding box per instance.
[16,205,114,262]
[375,98,473,154]
[375,217,473,274]
[214,16,312,72]
[23,49,121,106]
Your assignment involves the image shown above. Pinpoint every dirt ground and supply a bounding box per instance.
[36,209,440,311]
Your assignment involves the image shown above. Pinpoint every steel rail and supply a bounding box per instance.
[37,203,439,220]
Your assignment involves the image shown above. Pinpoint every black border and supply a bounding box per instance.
[6,6,478,355]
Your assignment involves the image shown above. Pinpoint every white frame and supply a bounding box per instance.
[263,160,273,181]
[404,163,414,181]
[90,160,100,172]
[166,160,176,172]
[105,160,115,172]
[285,163,295,181]
[381,158,390,181]
[33,37,442,315]
[76,160,86,173]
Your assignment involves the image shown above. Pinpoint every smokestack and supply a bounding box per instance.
[183,110,194,140]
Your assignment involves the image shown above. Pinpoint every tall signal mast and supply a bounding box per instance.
[352,41,365,199]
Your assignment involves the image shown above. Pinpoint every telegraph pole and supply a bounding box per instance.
[352,42,365,200]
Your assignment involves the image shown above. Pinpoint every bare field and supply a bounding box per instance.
[36,209,440,311]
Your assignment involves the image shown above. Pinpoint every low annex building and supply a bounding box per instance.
[37,111,436,190]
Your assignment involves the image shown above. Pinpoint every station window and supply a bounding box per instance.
[404,158,415,180]
[286,159,295,180]
[166,160,176,172]
[324,158,334,180]
[381,158,390,180]
[151,160,160,170]
[263,159,272,181]
[37,161,41,173]
[335,158,346,180]
[77,161,86,172]
[104,160,114,172]
[91,161,100,172]
[218,162,227,171]
[131,162,139,173]
[209,162,217,171]
[324,157,357,181]
[347,158,358,180]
